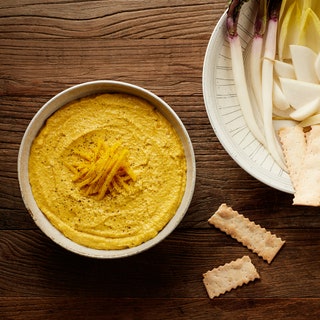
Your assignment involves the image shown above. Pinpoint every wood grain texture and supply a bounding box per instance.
[0,0,225,39]
[1,0,320,319]
[1,297,319,320]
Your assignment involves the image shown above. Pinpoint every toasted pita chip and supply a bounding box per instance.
[208,204,285,263]
[203,256,260,299]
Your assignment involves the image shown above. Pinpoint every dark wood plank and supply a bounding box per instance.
[0,38,208,97]
[0,229,320,298]
[0,0,225,39]
[1,297,320,320]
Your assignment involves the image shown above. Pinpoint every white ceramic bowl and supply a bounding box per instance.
[18,80,196,258]
[202,1,293,193]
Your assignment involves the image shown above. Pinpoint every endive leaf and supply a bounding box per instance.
[280,77,320,109]
[303,0,320,16]
[290,97,320,121]
[279,0,295,25]
[278,2,301,61]
[315,53,320,81]
[290,45,318,83]
[297,7,320,53]
[274,60,296,79]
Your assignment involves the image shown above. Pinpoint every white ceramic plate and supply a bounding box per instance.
[202,2,293,194]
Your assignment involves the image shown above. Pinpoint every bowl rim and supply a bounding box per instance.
[18,80,196,259]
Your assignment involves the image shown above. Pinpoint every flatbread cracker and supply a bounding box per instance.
[279,125,320,206]
[203,255,260,299]
[278,125,306,190]
[208,204,285,263]
[293,125,320,206]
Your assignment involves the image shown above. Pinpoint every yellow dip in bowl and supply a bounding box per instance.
[18,80,195,258]
[28,93,187,250]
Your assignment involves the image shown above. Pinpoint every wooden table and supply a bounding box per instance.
[1,1,320,319]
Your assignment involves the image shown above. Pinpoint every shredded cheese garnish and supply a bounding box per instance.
[66,140,136,200]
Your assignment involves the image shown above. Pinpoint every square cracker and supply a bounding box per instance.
[208,204,285,263]
[203,255,260,299]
